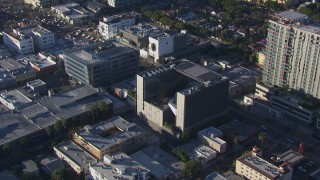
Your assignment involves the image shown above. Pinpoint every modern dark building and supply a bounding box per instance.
[62,41,139,87]
[137,59,229,132]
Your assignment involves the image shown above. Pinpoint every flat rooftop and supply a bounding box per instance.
[3,31,32,41]
[237,153,284,179]
[66,42,136,65]
[39,85,112,120]
[205,172,227,180]
[90,152,149,180]
[195,145,216,159]
[27,79,46,87]
[26,53,56,69]
[130,151,170,179]
[19,24,52,35]
[0,58,26,72]
[54,140,97,167]
[75,116,142,150]
[0,112,40,146]
[151,32,171,40]
[198,126,223,138]
[21,103,58,128]
[310,169,320,180]
[276,11,308,21]
[138,145,184,174]
[0,90,32,109]
[102,11,139,24]
[175,60,222,83]
[277,150,304,165]
[122,23,162,38]
[138,59,225,84]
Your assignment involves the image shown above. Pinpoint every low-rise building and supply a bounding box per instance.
[72,116,146,160]
[26,53,57,76]
[205,172,227,180]
[120,23,162,48]
[106,0,140,8]
[2,25,54,54]
[0,71,16,90]
[2,30,34,55]
[89,152,150,180]
[131,145,184,179]
[19,24,55,50]
[198,127,227,153]
[22,160,39,176]
[245,82,320,124]
[0,89,33,110]
[195,145,217,164]
[0,58,36,83]
[51,3,93,25]
[84,1,106,13]
[54,140,97,175]
[236,147,293,180]
[26,79,47,93]
[98,11,140,39]
[40,157,65,175]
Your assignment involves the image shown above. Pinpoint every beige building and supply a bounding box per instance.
[258,51,265,68]
[198,126,227,153]
[54,141,97,175]
[236,147,293,180]
[72,116,146,160]
[263,11,320,99]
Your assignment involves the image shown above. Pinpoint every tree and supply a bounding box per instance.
[182,160,201,178]
[172,149,188,162]
[3,143,10,153]
[52,168,78,180]
[258,132,267,150]
[19,137,29,148]
[54,120,63,133]
[21,173,37,180]
[233,136,239,158]
[62,119,69,129]
[249,53,257,63]
[45,126,52,136]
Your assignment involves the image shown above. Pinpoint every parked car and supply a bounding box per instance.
[298,166,306,172]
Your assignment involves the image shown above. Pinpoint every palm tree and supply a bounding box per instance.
[259,132,267,150]
[233,136,239,158]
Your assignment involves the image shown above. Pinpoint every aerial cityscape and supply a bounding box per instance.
[0,0,320,179]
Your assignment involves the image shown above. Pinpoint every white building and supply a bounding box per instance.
[236,147,293,180]
[3,30,34,55]
[89,152,150,180]
[19,25,55,50]
[148,33,174,61]
[54,141,97,175]
[51,3,93,25]
[198,127,227,153]
[194,145,217,164]
[106,0,140,8]
[24,0,50,8]
[2,25,54,54]
[98,11,140,39]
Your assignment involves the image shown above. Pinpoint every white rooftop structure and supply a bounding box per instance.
[198,126,223,138]
[90,152,150,180]
[74,116,143,150]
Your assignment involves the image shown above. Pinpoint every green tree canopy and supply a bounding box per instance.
[182,160,201,178]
